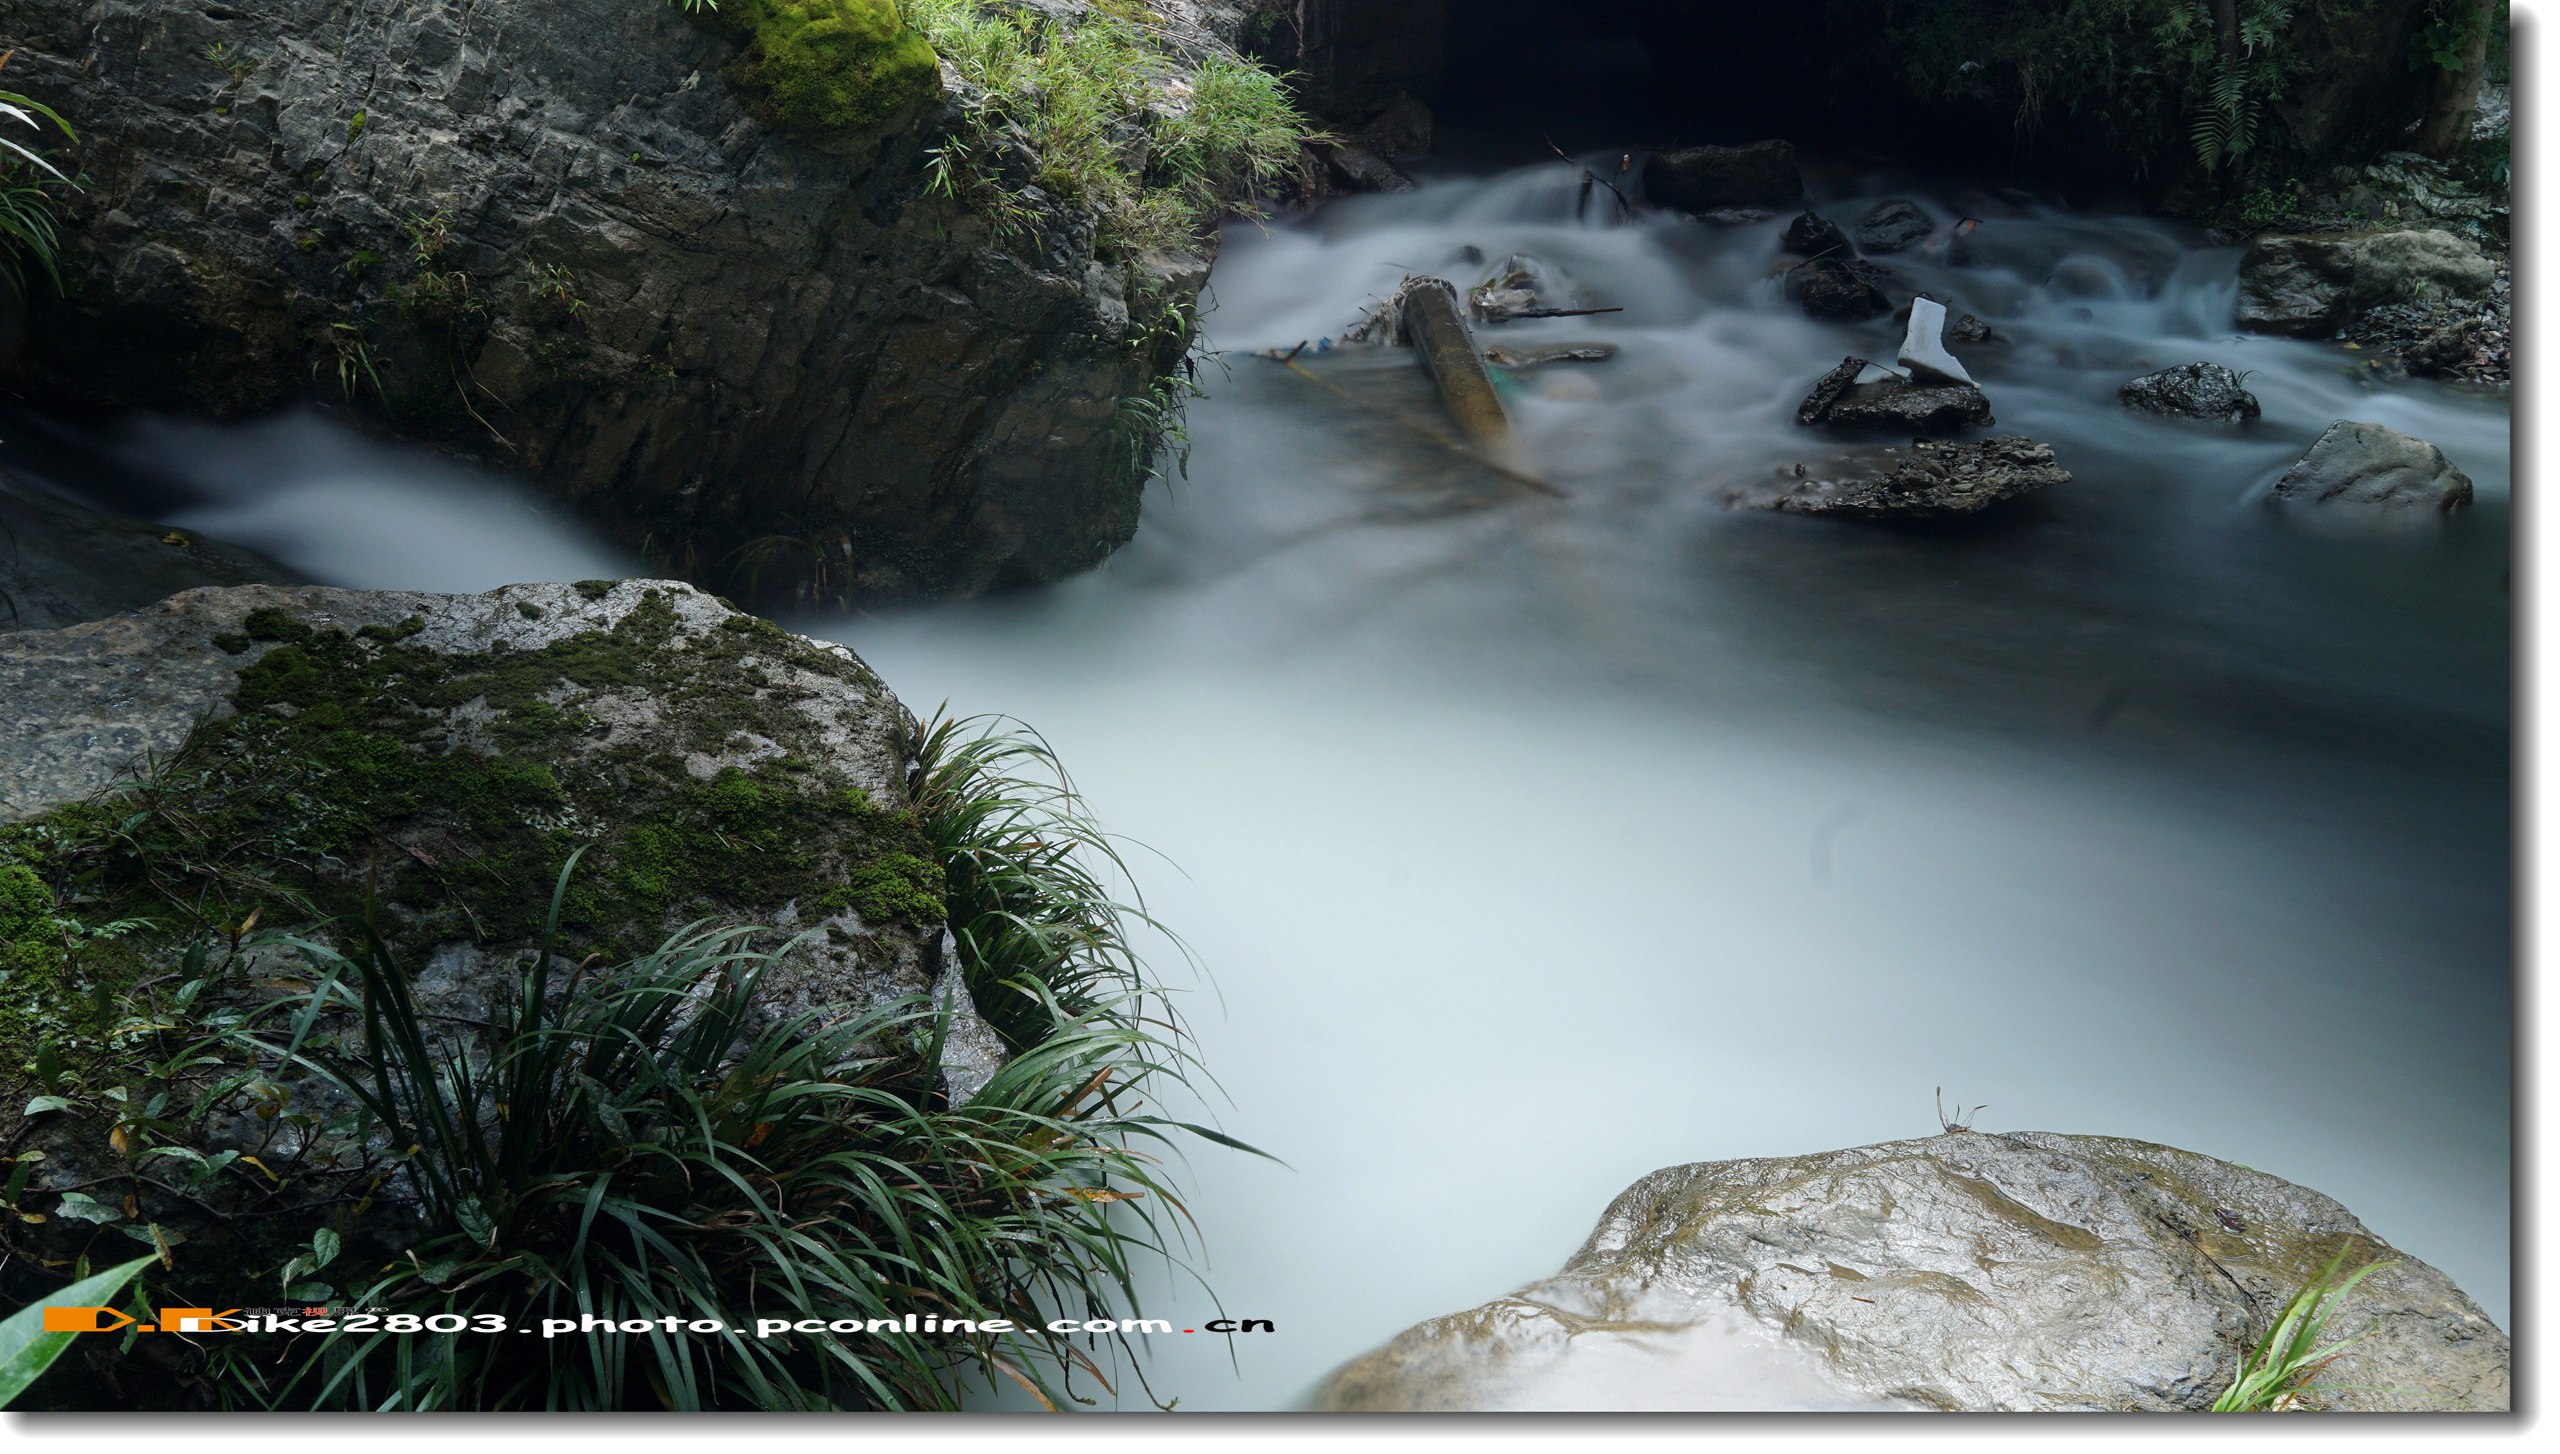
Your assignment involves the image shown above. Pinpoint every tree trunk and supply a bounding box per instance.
[2415,1,2495,156]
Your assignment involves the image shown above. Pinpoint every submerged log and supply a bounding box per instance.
[1395,276,1529,475]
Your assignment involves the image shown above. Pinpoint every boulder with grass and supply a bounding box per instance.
[1318,1132,2509,1412]
[0,580,1222,1408]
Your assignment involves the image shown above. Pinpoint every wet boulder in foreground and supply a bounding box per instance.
[0,580,1009,1315]
[1317,1133,2509,1412]
[2120,363,2263,423]
[2269,421,2475,512]
[1644,140,1803,212]
[1735,437,2065,520]
[2237,230,2497,337]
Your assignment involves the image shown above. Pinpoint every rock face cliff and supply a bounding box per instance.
[1320,1133,2508,1413]
[0,0,1215,606]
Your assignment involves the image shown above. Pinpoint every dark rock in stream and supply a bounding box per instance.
[1736,437,2064,519]
[1786,259,1900,321]
[1318,1133,2508,1411]
[0,0,1244,609]
[1853,198,1935,253]
[2268,420,2474,512]
[1781,212,1852,258]
[1796,363,1994,436]
[2119,363,2263,423]
[1643,140,1803,212]
[1322,140,1418,193]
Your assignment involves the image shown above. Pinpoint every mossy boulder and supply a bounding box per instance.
[726,0,943,135]
[1319,1133,2508,1412]
[0,581,1006,1314]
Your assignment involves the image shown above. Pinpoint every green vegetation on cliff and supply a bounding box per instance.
[718,0,945,134]
[908,0,1310,255]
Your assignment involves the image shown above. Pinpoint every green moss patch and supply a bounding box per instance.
[0,591,943,1080]
[725,0,943,135]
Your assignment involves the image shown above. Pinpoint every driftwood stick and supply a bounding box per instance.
[1262,354,1560,497]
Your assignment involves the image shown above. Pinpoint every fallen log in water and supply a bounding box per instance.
[1394,276,1536,480]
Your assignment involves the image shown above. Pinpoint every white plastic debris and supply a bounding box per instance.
[1897,297,1976,387]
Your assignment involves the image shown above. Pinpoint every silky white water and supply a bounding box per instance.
[55,161,2510,1411]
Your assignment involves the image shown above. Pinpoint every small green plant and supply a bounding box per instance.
[2210,1248,2398,1412]
[0,1255,157,1408]
[527,260,587,323]
[316,319,384,402]
[345,109,366,141]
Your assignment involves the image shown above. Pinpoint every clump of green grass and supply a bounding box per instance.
[907,0,1309,256]
[198,844,1230,1410]
[2210,1248,2397,1412]
[1,67,78,297]
[910,710,1180,1052]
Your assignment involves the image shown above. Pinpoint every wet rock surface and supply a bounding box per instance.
[1736,437,2065,520]
[1797,366,1994,436]
[1318,1133,2509,1412]
[0,0,1231,608]
[2120,363,2263,423]
[1786,258,1900,321]
[1781,212,1852,258]
[1643,140,1803,212]
[2,475,297,632]
[2236,229,2497,337]
[2268,420,2475,512]
[1853,198,1933,253]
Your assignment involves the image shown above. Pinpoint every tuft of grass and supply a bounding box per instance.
[2210,1248,2398,1412]
[202,862,1227,1408]
[1,66,79,297]
[909,710,1180,1054]
[907,0,1309,257]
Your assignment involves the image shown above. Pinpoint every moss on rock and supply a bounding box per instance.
[726,0,943,135]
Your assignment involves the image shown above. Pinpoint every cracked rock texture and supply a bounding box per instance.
[1319,1132,2508,1412]
[0,0,1215,606]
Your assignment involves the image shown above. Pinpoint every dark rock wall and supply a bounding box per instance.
[0,0,1206,606]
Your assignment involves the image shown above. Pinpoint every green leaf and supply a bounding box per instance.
[20,1096,75,1117]
[311,1227,341,1270]
[0,1254,155,1408]
[51,1193,123,1225]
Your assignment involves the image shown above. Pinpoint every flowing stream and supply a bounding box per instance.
[22,160,2511,1410]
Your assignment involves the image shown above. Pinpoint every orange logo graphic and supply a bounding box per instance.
[42,1306,243,1334]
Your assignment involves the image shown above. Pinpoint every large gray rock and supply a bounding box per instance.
[0,580,1009,1318]
[2268,420,2476,511]
[2237,229,2497,336]
[1644,140,1802,212]
[0,580,1019,1397]
[1318,1133,2508,1412]
[2119,363,2263,423]
[0,0,1236,607]
[1735,437,2066,520]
